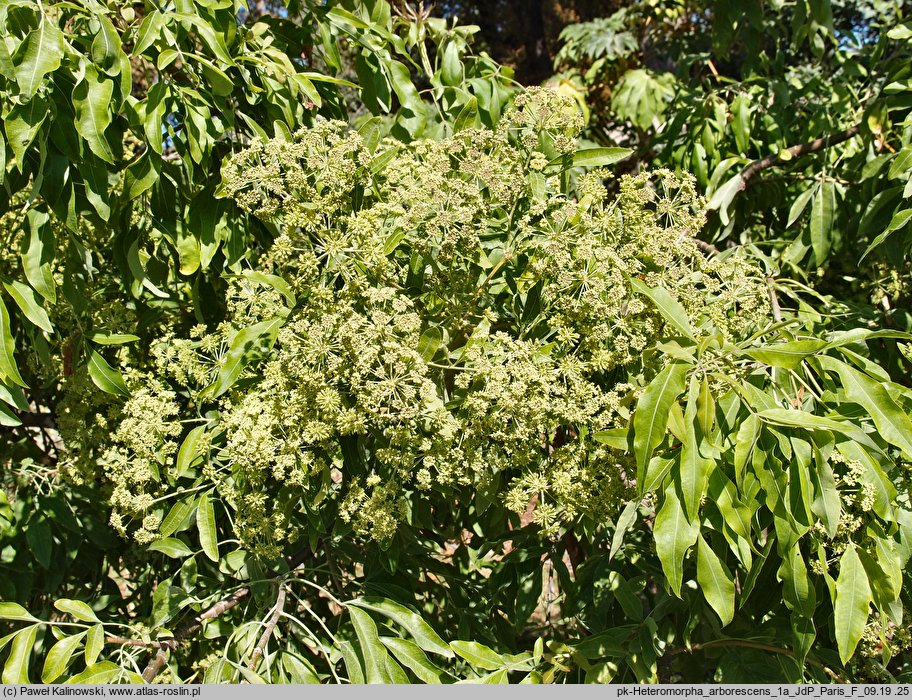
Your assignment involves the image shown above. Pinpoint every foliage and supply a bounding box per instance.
[0,0,911,685]
[553,0,912,317]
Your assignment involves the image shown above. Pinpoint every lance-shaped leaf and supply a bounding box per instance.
[3,279,52,334]
[200,317,284,399]
[743,339,827,370]
[0,296,25,387]
[87,348,128,396]
[653,484,699,597]
[380,637,446,683]
[348,597,452,657]
[834,544,872,664]
[348,607,393,683]
[42,631,86,684]
[16,19,64,98]
[22,208,56,304]
[73,66,115,164]
[810,180,835,264]
[679,377,713,521]
[629,278,695,339]
[2,624,38,684]
[5,97,48,168]
[696,535,735,625]
[633,362,688,490]
[196,490,219,562]
[817,355,912,457]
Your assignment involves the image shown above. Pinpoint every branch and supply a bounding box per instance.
[247,584,287,671]
[141,587,250,682]
[738,124,861,190]
[140,546,313,683]
[668,639,845,682]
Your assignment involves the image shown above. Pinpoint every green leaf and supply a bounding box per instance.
[817,356,912,457]
[888,146,912,179]
[348,606,392,683]
[84,624,104,666]
[630,278,695,339]
[22,208,56,304]
[133,10,164,55]
[450,641,505,671]
[5,97,48,168]
[0,295,25,386]
[706,173,742,225]
[26,517,52,568]
[609,500,638,561]
[757,409,882,453]
[149,537,194,559]
[633,362,688,489]
[696,535,735,625]
[834,544,872,664]
[339,640,365,684]
[679,430,712,522]
[280,651,321,684]
[417,327,443,362]
[88,332,140,345]
[2,624,38,684]
[0,603,38,622]
[91,15,122,74]
[42,631,86,684]
[124,149,161,200]
[16,18,64,98]
[196,490,219,562]
[380,637,446,683]
[810,459,841,539]
[54,599,100,623]
[810,181,835,264]
[732,94,751,153]
[567,147,632,168]
[778,546,816,617]
[73,66,115,164]
[358,117,384,152]
[744,340,827,370]
[787,186,816,228]
[453,96,478,133]
[86,348,128,396]
[200,317,284,399]
[238,271,296,308]
[3,280,52,334]
[653,484,699,597]
[159,497,197,538]
[348,597,453,657]
[65,661,119,684]
[176,425,207,477]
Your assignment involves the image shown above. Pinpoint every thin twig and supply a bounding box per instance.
[767,278,782,322]
[106,635,170,649]
[247,584,287,671]
[141,587,250,681]
[668,639,845,682]
[140,546,313,682]
[738,124,861,190]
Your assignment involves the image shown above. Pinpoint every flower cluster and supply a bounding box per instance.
[68,88,773,551]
